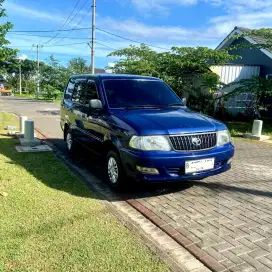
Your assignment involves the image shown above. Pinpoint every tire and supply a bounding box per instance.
[106,150,126,189]
[65,129,77,155]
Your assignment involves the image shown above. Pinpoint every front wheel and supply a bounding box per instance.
[65,129,77,155]
[106,151,126,189]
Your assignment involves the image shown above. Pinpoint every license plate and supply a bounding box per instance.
[185,158,215,174]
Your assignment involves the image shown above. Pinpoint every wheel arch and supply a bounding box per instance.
[64,123,70,141]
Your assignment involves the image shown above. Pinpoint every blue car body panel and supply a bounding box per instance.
[60,74,235,182]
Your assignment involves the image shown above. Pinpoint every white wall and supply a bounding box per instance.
[211,65,260,116]
[211,65,260,86]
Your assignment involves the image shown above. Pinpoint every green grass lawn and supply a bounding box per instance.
[0,112,168,272]
[226,121,272,138]
[14,94,62,105]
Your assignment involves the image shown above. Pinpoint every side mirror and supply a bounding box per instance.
[89,99,102,110]
[182,98,187,106]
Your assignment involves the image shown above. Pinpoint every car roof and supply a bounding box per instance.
[71,74,160,80]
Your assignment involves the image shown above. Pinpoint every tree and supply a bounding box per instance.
[48,55,71,90]
[109,44,237,113]
[0,0,18,69]
[5,55,71,99]
[108,44,158,76]
[5,59,36,92]
[68,57,89,74]
[223,76,272,118]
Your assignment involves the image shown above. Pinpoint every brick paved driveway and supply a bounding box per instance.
[134,140,272,271]
[1,96,272,272]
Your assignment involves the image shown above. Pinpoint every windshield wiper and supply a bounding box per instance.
[166,103,184,107]
[123,105,162,110]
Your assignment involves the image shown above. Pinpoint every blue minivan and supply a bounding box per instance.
[60,74,235,188]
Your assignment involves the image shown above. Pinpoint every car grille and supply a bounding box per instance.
[169,133,217,151]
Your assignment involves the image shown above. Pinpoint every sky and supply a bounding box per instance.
[3,0,272,69]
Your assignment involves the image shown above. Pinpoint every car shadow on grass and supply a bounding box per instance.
[0,136,194,201]
[0,137,97,199]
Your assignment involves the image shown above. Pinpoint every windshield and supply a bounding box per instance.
[103,79,182,108]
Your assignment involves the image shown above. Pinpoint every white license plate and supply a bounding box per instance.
[185,158,215,174]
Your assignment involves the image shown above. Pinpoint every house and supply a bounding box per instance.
[214,26,272,116]
[216,26,272,77]
[94,68,106,74]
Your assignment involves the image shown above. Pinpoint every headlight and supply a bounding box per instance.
[129,136,172,151]
[217,130,231,146]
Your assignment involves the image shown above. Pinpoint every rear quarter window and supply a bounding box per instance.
[64,78,75,101]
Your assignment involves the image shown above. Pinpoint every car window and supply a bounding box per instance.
[72,79,86,104]
[85,80,98,106]
[64,78,75,101]
[103,79,182,108]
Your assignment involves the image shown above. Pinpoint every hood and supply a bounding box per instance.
[112,108,226,135]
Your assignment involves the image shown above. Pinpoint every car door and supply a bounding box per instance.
[61,77,75,130]
[80,79,104,156]
[70,78,87,144]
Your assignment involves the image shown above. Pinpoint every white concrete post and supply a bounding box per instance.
[24,120,35,141]
[20,116,27,134]
[252,120,263,137]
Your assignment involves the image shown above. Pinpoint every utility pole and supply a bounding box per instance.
[91,0,96,74]
[34,44,42,99]
[16,55,27,95]
[19,63,22,95]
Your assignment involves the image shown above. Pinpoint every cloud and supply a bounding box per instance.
[120,0,197,15]
[229,0,272,10]
[4,2,90,28]
[207,0,272,38]
[18,54,28,60]
[7,34,115,59]
[5,0,272,65]
[4,2,64,24]
[107,62,115,68]
[98,0,272,50]
[99,18,209,42]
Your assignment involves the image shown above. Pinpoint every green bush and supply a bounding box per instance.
[43,85,63,100]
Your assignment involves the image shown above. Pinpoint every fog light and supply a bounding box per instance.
[136,166,159,175]
[227,158,233,164]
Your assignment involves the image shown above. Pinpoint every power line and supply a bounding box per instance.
[45,41,88,47]
[8,40,120,50]
[51,0,91,45]
[8,32,91,40]
[9,27,91,33]
[61,0,89,31]
[9,26,171,50]
[95,40,119,51]
[6,41,88,48]
[42,0,82,45]
[8,32,123,50]
[96,27,171,50]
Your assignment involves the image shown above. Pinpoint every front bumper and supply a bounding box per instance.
[120,143,235,182]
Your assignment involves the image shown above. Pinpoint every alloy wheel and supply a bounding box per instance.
[108,157,119,184]
[66,132,73,150]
